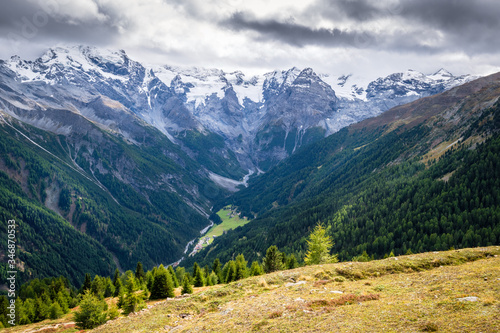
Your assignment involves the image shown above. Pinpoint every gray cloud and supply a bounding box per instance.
[400,0,500,31]
[0,0,121,57]
[401,0,500,54]
[314,0,500,54]
[317,0,384,21]
[220,0,500,55]
[221,11,439,53]
[222,12,375,48]
[316,0,500,27]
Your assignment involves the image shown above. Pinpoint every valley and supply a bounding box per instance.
[202,207,249,247]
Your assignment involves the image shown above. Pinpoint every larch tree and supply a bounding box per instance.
[263,246,284,273]
[304,223,338,265]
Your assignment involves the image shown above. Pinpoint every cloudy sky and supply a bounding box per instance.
[1,0,500,80]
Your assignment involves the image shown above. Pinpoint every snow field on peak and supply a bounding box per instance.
[153,65,265,106]
[7,46,130,84]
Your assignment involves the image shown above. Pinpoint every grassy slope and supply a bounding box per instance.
[8,247,499,333]
[92,246,500,332]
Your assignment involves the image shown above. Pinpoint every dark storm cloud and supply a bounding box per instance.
[397,0,499,31]
[318,0,500,54]
[317,0,500,28]
[316,0,384,21]
[400,0,500,53]
[0,0,44,29]
[222,12,375,48]
[0,0,121,51]
[222,0,500,55]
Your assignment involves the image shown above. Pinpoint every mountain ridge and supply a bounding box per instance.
[2,45,478,171]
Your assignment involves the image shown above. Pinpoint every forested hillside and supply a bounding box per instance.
[0,116,214,286]
[187,73,500,268]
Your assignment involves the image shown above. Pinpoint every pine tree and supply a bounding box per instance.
[235,254,248,280]
[146,271,155,292]
[212,258,222,283]
[117,293,125,309]
[113,269,120,285]
[122,290,145,315]
[149,267,174,300]
[183,272,193,284]
[49,301,63,320]
[203,265,210,282]
[352,251,371,262]
[22,298,36,323]
[107,304,120,320]
[34,296,49,322]
[16,298,31,325]
[181,276,193,294]
[175,266,185,285]
[208,271,218,285]
[103,278,115,298]
[113,278,123,298]
[222,261,235,283]
[249,261,263,276]
[81,273,92,294]
[304,224,338,265]
[0,296,8,327]
[168,266,179,288]
[286,254,299,269]
[91,275,104,298]
[263,246,284,273]
[73,290,107,329]
[124,274,137,293]
[135,262,146,283]
[193,262,205,287]
[56,291,70,313]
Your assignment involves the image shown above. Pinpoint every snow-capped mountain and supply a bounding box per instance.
[1,45,477,173]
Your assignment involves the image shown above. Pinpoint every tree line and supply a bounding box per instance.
[0,225,335,329]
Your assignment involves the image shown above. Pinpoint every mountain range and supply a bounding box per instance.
[186,71,500,268]
[3,46,475,172]
[0,45,490,285]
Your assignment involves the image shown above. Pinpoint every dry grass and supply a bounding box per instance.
[421,134,485,166]
[5,247,500,333]
[307,293,380,308]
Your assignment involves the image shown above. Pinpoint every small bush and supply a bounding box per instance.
[252,320,269,331]
[258,278,269,288]
[313,270,332,280]
[313,279,331,287]
[107,304,120,320]
[268,310,283,319]
[335,267,365,280]
[421,321,439,332]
